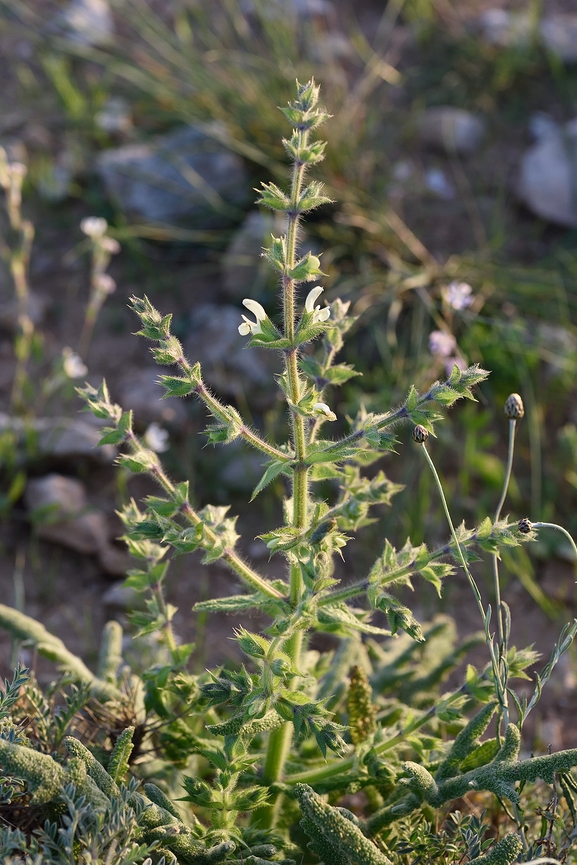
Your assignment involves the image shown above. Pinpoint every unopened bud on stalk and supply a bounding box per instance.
[412,425,429,443]
[518,517,533,534]
[80,216,108,238]
[504,393,524,420]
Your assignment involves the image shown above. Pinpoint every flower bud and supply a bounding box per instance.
[518,517,533,534]
[80,216,108,238]
[504,393,524,420]
[412,424,429,443]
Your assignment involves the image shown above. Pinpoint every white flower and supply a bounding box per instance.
[444,281,473,310]
[238,298,267,336]
[429,330,457,358]
[80,216,108,237]
[305,286,331,323]
[313,402,337,421]
[8,162,27,179]
[94,273,116,294]
[144,422,170,453]
[101,236,121,254]
[62,347,88,379]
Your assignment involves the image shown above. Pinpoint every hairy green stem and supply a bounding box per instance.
[194,378,291,462]
[257,129,312,830]
[492,419,516,652]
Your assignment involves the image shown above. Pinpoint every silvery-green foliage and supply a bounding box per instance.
[1,80,577,865]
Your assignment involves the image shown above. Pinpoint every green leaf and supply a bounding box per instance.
[431,385,460,407]
[406,384,418,411]
[234,627,271,659]
[97,427,126,446]
[116,450,158,474]
[260,526,302,552]
[256,182,290,211]
[288,251,325,282]
[250,460,289,501]
[299,356,323,378]
[369,592,424,641]
[297,181,333,212]
[418,563,453,596]
[145,496,180,518]
[323,364,361,385]
[307,440,359,464]
[157,375,196,398]
[263,234,287,272]
[460,738,499,771]
[195,591,287,614]
[310,464,345,480]
[476,516,493,540]
[317,604,390,636]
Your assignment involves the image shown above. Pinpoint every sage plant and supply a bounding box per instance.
[3,80,577,865]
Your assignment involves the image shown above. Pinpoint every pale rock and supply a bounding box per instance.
[58,0,114,46]
[25,474,107,555]
[0,414,116,462]
[418,106,486,155]
[516,120,577,227]
[218,444,266,493]
[535,323,577,376]
[528,112,559,142]
[186,304,281,407]
[0,291,47,330]
[97,543,131,577]
[222,210,284,300]
[102,581,141,610]
[247,539,269,560]
[309,32,356,64]
[97,124,250,226]
[241,0,335,23]
[476,9,577,63]
[117,368,187,427]
[36,145,83,203]
[424,167,455,200]
[539,716,563,751]
[540,14,577,64]
[36,162,74,202]
[95,97,132,135]
[476,9,531,48]
[25,474,129,576]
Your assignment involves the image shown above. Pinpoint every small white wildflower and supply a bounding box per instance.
[429,330,457,358]
[80,216,108,237]
[62,347,88,379]
[144,422,170,453]
[94,273,116,294]
[444,281,473,310]
[8,162,27,179]
[100,236,121,254]
[305,286,331,323]
[313,402,337,421]
[238,298,267,336]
